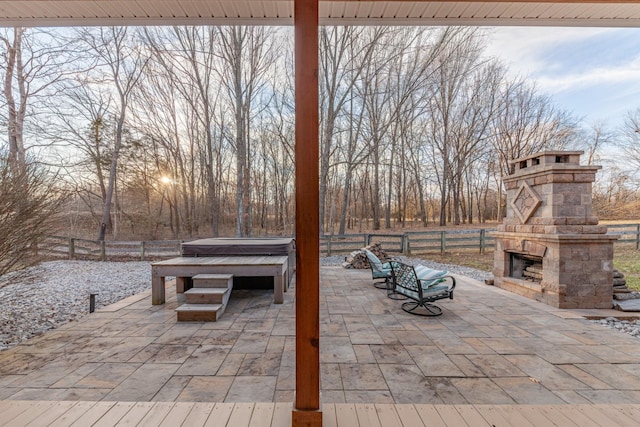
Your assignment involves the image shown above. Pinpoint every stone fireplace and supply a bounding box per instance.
[493,151,618,309]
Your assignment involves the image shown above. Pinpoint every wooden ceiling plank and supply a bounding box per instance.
[499,2,527,18]
[446,2,470,18]
[370,2,388,18]
[343,2,359,18]
[276,1,292,18]
[1,1,640,27]
[202,1,222,17]
[262,1,276,18]
[176,0,202,17]
[423,2,445,18]
[382,2,402,18]
[394,2,415,18]
[461,2,488,18]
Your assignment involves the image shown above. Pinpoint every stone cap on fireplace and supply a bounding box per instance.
[508,151,597,176]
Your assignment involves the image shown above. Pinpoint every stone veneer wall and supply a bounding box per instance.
[493,151,618,309]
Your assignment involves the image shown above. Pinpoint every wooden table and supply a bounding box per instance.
[151,255,288,305]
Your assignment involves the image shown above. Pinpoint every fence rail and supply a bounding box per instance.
[38,236,183,261]
[321,229,496,256]
[38,223,639,261]
[321,223,640,256]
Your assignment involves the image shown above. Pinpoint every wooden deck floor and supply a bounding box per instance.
[2,400,640,426]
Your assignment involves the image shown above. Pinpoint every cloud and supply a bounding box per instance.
[535,56,640,93]
[484,27,640,125]
[483,26,616,76]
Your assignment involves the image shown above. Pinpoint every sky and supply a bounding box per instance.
[483,27,640,130]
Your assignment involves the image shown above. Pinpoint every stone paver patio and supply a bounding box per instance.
[1,266,640,405]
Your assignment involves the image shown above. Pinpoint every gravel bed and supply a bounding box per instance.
[0,260,150,351]
[0,258,637,352]
[592,317,640,337]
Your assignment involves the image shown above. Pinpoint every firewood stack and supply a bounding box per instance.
[523,262,543,282]
[342,243,389,269]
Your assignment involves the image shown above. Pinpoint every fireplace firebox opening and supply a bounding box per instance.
[509,253,543,283]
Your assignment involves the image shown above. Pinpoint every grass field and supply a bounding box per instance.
[613,246,640,290]
[423,245,640,291]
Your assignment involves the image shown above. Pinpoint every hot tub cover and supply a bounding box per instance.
[181,237,295,257]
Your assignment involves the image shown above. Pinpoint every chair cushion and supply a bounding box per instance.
[372,268,391,279]
[396,282,449,301]
[363,249,384,271]
[414,265,448,286]
[421,283,450,297]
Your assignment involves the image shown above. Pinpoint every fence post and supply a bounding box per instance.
[100,240,106,261]
[140,241,146,261]
[366,234,371,246]
[327,237,332,256]
[480,229,486,254]
[636,224,639,250]
[69,238,75,260]
[440,231,446,255]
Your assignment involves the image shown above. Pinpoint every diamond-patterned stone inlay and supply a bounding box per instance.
[511,182,542,224]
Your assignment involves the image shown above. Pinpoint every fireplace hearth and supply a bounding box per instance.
[493,151,618,309]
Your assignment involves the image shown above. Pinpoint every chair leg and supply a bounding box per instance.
[386,282,408,300]
[401,301,443,316]
[373,280,388,289]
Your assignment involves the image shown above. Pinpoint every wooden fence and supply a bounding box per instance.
[321,223,640,256]
[37,223,639,261]
[39,236,183,261]
[321,229,494,256]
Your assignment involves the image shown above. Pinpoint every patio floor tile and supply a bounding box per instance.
[1,266,640,406]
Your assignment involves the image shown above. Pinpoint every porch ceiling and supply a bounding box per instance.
[1,1,640,27]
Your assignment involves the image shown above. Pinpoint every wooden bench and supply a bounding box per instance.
[151,255,288,305]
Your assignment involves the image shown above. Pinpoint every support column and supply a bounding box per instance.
[293,0,321,426]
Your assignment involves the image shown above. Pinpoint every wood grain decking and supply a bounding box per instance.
[2,401,640,426]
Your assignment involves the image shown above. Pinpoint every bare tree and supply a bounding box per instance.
[491,77,579,219]
[77,27,149,240]
[619,108,640,176]
[217,26,276,237]
[318,26,389,233]
[0,28,74,172]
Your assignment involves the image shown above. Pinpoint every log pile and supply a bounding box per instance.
[523,262,543,282]
[342,243,389,269]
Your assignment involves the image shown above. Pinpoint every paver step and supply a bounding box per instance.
[175,304,225,322]
[192,273,234,288]
[184,287,230,305]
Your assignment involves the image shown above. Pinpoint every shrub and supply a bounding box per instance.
[0,152,68,276]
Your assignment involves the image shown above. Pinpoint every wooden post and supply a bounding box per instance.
[440,231,446,255]
[69,238,75,260]
[293,0,321,426]
[140,241,146,261]
[480,229,486,254]
[636,224,639,250]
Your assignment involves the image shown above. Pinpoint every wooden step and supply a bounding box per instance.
[175,304,225,322]
[192,273,234,288]
[184,287,230,305]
